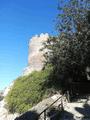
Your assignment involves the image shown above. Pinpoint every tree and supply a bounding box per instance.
[43,0,90,91]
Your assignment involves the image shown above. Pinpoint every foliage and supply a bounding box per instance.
[5,0,90,114]
[6,67,52,114]
[42,0,90,91]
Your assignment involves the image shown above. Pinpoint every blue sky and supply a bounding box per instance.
[0,0,58,90]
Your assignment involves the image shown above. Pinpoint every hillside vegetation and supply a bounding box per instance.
[6,66,53,114]
[6,0,90,115]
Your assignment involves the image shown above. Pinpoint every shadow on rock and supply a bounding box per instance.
[14,111,39,120]
[47,107,74,120]
[60,110,74,120]
[47,107,61,120]
[75,103,90,119]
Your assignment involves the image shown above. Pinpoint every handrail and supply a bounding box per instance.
[38,94,64,120]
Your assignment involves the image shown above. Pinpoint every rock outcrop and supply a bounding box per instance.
[0,82,19,120]
[23,33,49,75]
[0,91,3,101]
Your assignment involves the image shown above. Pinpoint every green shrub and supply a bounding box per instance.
[6,68,52,113]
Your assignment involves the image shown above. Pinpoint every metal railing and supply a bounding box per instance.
[38,95,64,120]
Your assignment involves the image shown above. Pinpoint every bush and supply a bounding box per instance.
[6,68,52,113]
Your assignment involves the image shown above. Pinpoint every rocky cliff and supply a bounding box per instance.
[23,33,49,75]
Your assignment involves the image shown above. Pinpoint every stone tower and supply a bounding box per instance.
[23,33,49,75]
